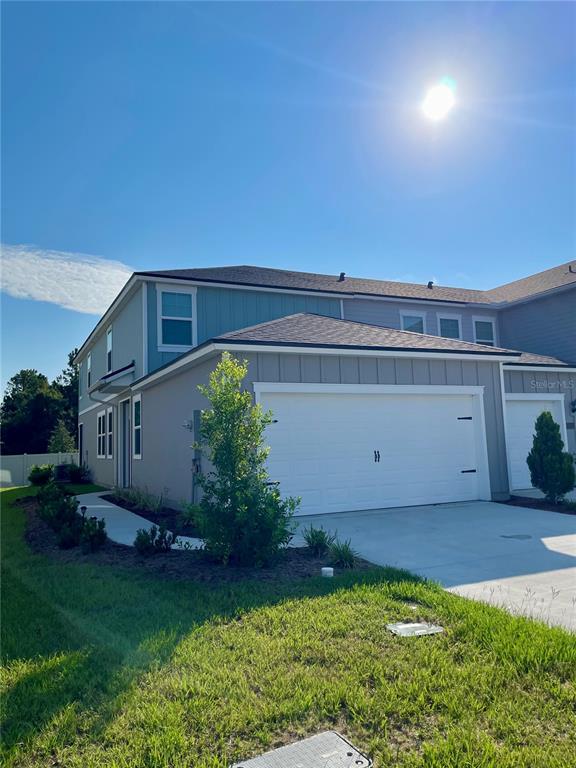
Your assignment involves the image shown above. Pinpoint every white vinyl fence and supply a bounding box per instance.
[0,452,79,487]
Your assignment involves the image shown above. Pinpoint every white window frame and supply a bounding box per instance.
[438,313,462,340]
[106,326,113,372]
[132,394,142,460]
[107,406,114,459]
[87,352,92,389]
[96,410,106,459]
[157,285,197,353]
[473,316,497,347]
[400,310,427,334]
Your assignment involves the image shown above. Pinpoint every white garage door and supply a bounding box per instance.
[259,386,490,516]
[506,396,567,491]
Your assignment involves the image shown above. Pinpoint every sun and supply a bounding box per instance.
[422,77,457,121]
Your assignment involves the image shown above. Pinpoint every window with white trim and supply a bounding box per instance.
[107,407,114,458]
[97,410,106,458]
[132,395,142,459]
[87,353,92,388]
[438,315,462,340]
[400,312,426,334]
[106,327,113,372]
[158,287,195,350]
[474,318,496,347]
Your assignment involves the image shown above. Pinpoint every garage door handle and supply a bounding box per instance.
[457,417,472,421]
[461,469,477,473]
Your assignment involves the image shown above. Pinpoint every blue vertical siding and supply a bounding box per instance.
[147,282,341,373]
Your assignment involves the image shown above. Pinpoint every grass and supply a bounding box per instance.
[1,486,575,768]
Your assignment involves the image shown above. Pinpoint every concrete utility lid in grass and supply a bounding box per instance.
[231,731,372,768]
[386,622,444,637]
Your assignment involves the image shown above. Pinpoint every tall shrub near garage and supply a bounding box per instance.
[193,351,297,566]
[527,411,575,504]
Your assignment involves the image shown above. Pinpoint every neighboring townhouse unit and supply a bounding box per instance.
[75,261,576,513]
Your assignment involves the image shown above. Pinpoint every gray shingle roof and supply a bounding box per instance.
[137,262,576,305]
[512,351,570,366]
[215,313,521,357]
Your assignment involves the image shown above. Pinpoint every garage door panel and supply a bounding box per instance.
[262,390,486,515]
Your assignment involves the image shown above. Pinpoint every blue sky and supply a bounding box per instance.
[2,1,574,391]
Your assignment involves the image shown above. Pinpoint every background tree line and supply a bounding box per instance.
[1,349,79,454]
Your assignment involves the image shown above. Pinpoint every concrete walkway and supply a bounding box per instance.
[76,492,201,550]
[293,501,576,631]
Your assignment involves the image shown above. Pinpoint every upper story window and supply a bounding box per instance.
[106,327,113,372]
[400,312,426,334]
[474,318,496,347]
[158,287,196,351]
[87,352,92,388]
[438,314,462,340]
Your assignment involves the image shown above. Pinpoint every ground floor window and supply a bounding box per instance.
[107,407,114,458]
[132,395,142,459]
[97,411,106,459]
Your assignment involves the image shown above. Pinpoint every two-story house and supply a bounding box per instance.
[75,262,576,515]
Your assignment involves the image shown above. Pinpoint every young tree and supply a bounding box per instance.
[48,418,76,452]
[193,352,298,566]
[527,411,575,504]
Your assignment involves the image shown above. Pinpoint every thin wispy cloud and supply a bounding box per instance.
[1,244,133,315]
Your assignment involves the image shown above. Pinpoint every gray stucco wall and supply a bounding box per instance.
[78,286,144,402]
[499,288,576,364]
[343,298,499,345]
[504,367,576,454]
[130,351,509,507]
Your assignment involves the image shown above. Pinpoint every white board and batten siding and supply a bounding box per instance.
[255,383,491,516]
[505,394,569,491]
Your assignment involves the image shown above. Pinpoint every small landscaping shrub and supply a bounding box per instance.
[37,481,107,550]
[28,464,53,486]
[37,483,79,532]
[329,538,358,569]
[527,411,575,504]
[302,525,336,556]
[56,522,83,549]
[134,524,177,556]
[67,463,92,484]
[193,352,298,567]
[114,486,164,514]
[80,515,107,553]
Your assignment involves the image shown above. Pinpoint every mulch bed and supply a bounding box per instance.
[503,495,576,516]
[101,493,199,537]
[19,497,376,583]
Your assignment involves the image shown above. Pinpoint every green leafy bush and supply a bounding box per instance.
[329,538,358,569]
[133,525,177,556]
[37,483,79,532]
[80,516,107,552]
[37,481,106,550]
[193,352,297,566]
[527,411,575,504]
[302,525,336,556]
[28,464,53,486]
[66,463,92,484]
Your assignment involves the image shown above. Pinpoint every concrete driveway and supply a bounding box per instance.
[294,501,576,631]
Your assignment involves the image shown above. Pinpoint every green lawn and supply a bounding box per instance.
[1,486,575,768]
